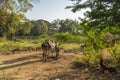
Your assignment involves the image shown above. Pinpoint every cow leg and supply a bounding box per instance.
[55,47,59,60]
[42,53,45,61]
[46,50,49,60]
[42,50,47,62]
[42,53,47,62]
[43,53,45,61]
[55,49,59,60]
[56,53,59,60]
[47,51,50,58]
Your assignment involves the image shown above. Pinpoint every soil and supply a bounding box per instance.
[0,50,120,80]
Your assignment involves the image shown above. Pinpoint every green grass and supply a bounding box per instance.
[0,37,81,54]
[60,43,80,50]
[0,37,45,53]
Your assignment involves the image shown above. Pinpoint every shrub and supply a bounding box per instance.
[0,37,7,42]
[40,34,50,38]
[53,33,82,43]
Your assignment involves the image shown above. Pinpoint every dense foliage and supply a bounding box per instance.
[53,33,82,43]
[30,20,49,36]
[48,19,80,35]
[67,0,120,63]
[0,0,37,39]
[67,0,120,27]
[26,19,80,36]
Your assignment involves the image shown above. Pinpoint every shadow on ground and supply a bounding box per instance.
[50,61,120,80]
[0,53,62,71]
[0,54,42,70]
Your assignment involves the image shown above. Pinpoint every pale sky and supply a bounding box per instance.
[25,0,85,22]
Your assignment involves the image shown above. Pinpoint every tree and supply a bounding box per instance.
[0,0,39,39]
[48,19,60,35]
[41,21,48,34]
[67,0,120,64]
[0,0,34,13]
[0,9,22,38]
[16,20,33,36]
[30,21,41,36]
[67,0,120,28]
[50,19,79,34]
[30,20,48,36]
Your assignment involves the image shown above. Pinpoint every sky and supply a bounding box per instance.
[25,0,85,22]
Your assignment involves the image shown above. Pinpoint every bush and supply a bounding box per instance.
[53,33,82,43]
[40,34,50,38]
[0,37,7,42]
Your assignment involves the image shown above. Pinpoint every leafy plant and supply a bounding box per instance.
[53,33,82,43]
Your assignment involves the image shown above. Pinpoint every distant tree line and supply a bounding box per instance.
[0,0,80,39]
[24,19,80,36]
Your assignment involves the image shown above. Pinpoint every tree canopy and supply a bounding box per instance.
[50,19,79,34]
[30,20,49,36]
[67,0,120,63]
[67,0,120,29]
[0,0,38,39]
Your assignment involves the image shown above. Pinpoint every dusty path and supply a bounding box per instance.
[0,51,120,80]
[0,51,83,80]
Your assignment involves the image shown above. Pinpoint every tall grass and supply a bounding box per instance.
[0,34,81,54]
[0,36,46,53]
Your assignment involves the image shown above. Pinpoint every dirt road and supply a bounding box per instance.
[0,51,120,80]
[0,51,83,80]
